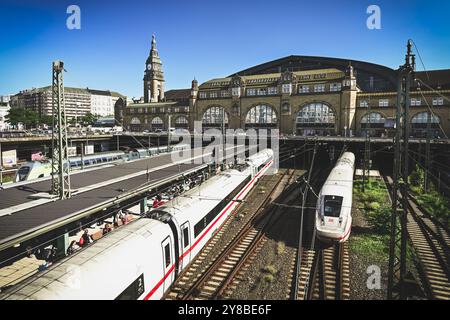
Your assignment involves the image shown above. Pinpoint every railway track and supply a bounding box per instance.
[294,243,350,300]
[383,175,450,299]
[291,166,350,301]
[292,249,316,300]
[318,243,350,300]
[164,168,301,300]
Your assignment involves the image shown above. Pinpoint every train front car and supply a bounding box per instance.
[315,152,355,243]
[14,161,52,182]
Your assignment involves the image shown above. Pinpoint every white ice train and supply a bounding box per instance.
[1,149,274,300]
[14,144,189,183]
[315,152,355,243]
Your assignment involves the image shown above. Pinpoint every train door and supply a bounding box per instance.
[161,236,174,293]
[180,222,191,270]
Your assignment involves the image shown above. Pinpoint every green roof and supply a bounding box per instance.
[19,86,126,97]
[199,68,344,90]
[126,101,178,109]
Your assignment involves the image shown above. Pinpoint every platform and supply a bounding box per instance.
[0,145,248,252]
[0,147,216,251]
[0,149,190,212]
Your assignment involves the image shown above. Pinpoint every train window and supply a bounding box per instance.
[115,274,145,300]
[164,243,171,268]
[17,166,30,175]
[194,218,206,238]
[323,195,343,218]
[182,227,189,248]
[193,176,251,239]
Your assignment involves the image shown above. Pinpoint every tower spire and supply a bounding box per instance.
[152,33,157,49]
[144,33,164,103]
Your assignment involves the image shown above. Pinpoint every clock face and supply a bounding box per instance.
[147,64,152,70]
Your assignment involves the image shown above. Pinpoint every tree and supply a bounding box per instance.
[5,107,39,129]
[80,112,98,126]
[39,115,54,127]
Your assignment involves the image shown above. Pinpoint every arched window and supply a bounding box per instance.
[361,112,386,128]
[411,112,439,124]
[411,112,441,138]
[296,103,335,136]
[361,112,385,124]
[202,106,229,130]
[175,116,189,128]
[245,104,277,130]
[151,116,164,131]
[360,112,387,137]
[130,117,141,132]
[130,117,141,124]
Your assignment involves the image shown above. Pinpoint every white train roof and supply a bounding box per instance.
[321,152,355,196]
[155,149,273,222]
[1,218,165,300]
[154,167,251,222]
[246,149,273,167]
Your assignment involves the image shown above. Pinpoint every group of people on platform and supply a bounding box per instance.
[152,194,165,209]
[30,193,170,271]
[65,210,131,256]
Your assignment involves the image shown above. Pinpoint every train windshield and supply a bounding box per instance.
[323,195,343,218]
[16,166,31,181]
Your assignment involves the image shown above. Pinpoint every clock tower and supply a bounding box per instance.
[144,34,165,103]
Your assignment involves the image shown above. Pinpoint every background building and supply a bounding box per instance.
[121,39,450,138]
[124,35,191,132]
[10,87,125,120]
[90,89,122,117]
[143,34,165,103]
[0,95,12,131]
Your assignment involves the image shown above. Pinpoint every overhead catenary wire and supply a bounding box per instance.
[294,141,318,299]
[415,83,448,139]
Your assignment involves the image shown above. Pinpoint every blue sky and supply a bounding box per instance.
[0,0,449,98]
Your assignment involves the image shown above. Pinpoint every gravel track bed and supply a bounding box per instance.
[349,188,388,300]
[229,170,304,300]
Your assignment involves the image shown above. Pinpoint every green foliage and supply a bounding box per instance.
[80,112,98,125]
[408,166,450,226]
[39,115,54,126]
[366,202,381,210]
[262,274,274,283]
[354,179,391,235]
[262,265,277,275]
[5,107,60,129]
[366,206,392,234]
[416,191,450,226]
[69,117,78,126]
[409,164,425,192]
[276,242,285,255]
[0,174,13,184]
[5,107,39,129]
[350,234,389,262]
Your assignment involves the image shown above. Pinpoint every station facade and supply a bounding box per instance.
[122,37,450,138]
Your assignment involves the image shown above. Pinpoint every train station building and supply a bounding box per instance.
[122,36,450,138]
